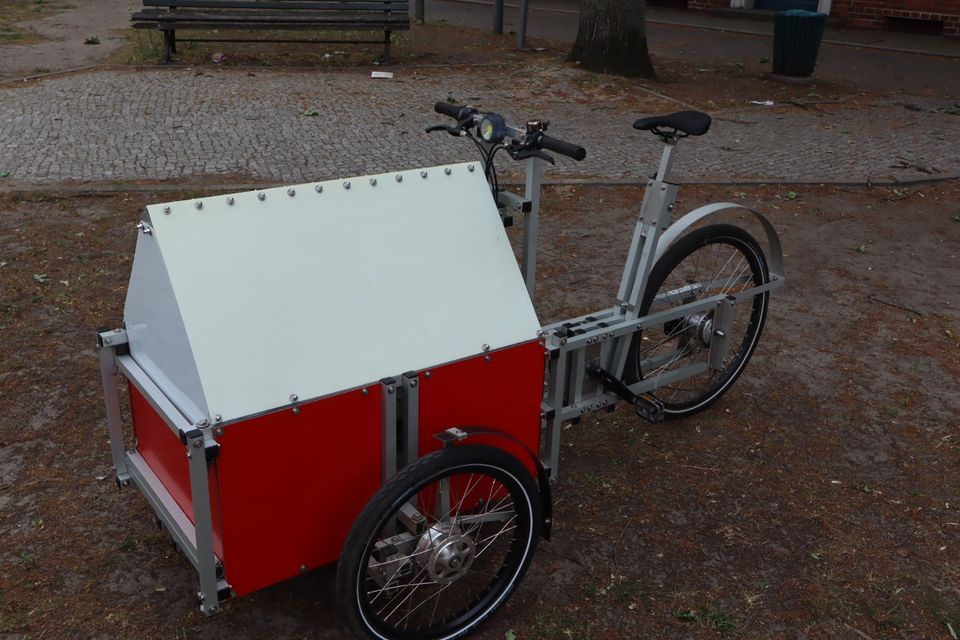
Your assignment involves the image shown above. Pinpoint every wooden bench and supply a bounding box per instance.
[132,0,410,64]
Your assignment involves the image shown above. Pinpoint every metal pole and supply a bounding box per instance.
[415,0,424,24]
[516,0,529,49]
[493,0,504,34]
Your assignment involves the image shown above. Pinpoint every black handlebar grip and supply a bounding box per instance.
[538,134,587,161]
[434,101,465,120]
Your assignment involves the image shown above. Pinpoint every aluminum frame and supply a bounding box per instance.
[521,137,785,481]
[98,329,230,615]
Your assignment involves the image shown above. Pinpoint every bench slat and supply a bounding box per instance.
[143,0,402,9]
[133,20,409,28]
[134,9,408,18]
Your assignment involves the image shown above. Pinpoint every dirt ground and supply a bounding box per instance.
[1,178,958,639]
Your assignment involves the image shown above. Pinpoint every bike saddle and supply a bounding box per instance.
[633,111,712,137]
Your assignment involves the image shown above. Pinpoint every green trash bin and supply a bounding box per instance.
[773,9,828,76]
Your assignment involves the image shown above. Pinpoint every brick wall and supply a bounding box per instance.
[831,0,960,36]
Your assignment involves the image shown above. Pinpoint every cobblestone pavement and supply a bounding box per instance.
[1,66,958,187]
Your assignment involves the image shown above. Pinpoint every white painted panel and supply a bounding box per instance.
[142,163,540,422]
[124,231,209,422]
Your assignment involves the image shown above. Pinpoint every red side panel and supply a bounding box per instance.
[418,340,546,474]
[215,386,382,596]
[129,384,224,560]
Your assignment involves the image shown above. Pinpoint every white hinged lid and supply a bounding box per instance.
[124,163,541,423]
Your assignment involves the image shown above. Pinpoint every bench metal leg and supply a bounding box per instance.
[382,29,392,65]
[162,29,173,64]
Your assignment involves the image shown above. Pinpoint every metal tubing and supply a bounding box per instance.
[516,0,529,49]
[708,297,735,370]
[380,378,398,482]
[401,372,419,467]
[545,347,568,481]
[116,355,194,438]
[126,451,199,568]
[185,431,221,615]
[493,0,503,33]
[99,344,130,481]
[521,157,543,298]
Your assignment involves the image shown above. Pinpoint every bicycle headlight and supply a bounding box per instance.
[478,113,506,144]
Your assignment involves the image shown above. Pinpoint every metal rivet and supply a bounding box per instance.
[420,171,428,179]
[395,174,403,182]
[289,394,298,402]
[315,184,323,193]
[482,344,490,352]
[343,181,351,190]
[468,165,475,172]
[162,206,171,215]
[292,407,301,415]
[361,388,369,396]
[287,188,296,197]
[192,440,203,448]
[387,386,395,394]
[214,414,222,423]
[195,201,203,210]
[214,427,224,437]
[424,371,432,379]
[667,203,675,211]
[198,418,209,427]
[300,564,308,574]
[444,167,452,175]
[226,197,234,206]
[103,338,112,345]
[369,178,377,186]
[484,355,492,363]
[258,192,266,201]
[410,379,418,388]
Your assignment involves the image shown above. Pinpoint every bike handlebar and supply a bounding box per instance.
[434,101,473,120]
[431,102,586,162]
[536,133,587,162]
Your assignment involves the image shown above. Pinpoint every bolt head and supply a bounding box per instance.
[410,379,418,388]
[343,181,351,190]
[290,394,298,402]
[395,174,403,182]
[444,167,452,175]
[257,192,266,201]
[420,170,428,179]
[214,426,225,437]
[484,355,492,363]
[287,188,296,197]
[468,164,475,172]
[361,388,369,396]
[315,184,323,193]
[198,418,209,427]
[192,440,203,448]
[226,196,235,206]
[482,343,490,352]
[425,371,432,379]
[195,201,203,210]
[214,414,222,423]
[369,178,377,186]
[162,206,171,215]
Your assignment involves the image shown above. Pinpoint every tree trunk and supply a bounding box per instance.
[568,0,656,78]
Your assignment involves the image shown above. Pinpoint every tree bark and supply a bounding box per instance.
[568,0,656,78]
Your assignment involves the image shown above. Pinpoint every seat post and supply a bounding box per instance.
[654,134,680,183]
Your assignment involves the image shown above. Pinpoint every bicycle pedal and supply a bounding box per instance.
[633,394,664,423]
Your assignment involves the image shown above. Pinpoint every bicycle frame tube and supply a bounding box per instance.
[536,137,785,481]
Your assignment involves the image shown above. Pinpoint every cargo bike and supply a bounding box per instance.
[97,102,784,639]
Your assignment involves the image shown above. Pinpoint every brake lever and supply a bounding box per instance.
[508,146,555,164]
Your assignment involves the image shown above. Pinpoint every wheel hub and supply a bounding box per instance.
[415,524,477,584]
[684,312,713,349]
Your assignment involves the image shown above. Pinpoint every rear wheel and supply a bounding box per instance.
[626,224,770,417]
[336,444,540,640]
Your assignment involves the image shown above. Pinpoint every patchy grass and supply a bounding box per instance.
[0,0,75,44]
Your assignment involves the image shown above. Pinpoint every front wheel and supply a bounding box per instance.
[626,223,770,418]
[336,444,541,640]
